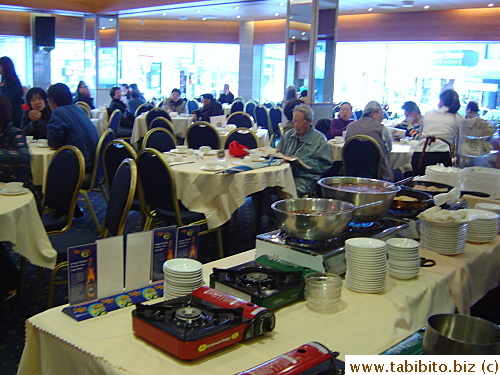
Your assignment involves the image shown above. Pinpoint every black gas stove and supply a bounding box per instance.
[210,262,307,310]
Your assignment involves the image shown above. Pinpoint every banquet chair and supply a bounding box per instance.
[227,111,254,129]
[254,105,269,130]
[244,101,257,119]
[315,119,331,137]
[78,128,115,232]
[186,122,220,149]
[107,109,121,135]
[45,158,138,307]
[75,101,92,118]
[342,135,383,179]
[146,107,171,128]
[137,148,223,258]
[135,103,154,117]
[187,99,199,114]
[103,139,147,219]
[230,100,244,114]
[149,116,175,134]
[142,127,177,152]
[263,102,274,109]
[224,128,259,150]
[268,106,283,146]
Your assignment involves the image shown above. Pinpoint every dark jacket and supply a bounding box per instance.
[218,92,234,104]
[21,106,52,139]
[108,99,134,129]
[192,100,223,122]
[0,79,24,127]
[73,94,95,110]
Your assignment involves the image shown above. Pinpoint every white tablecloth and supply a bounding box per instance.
[91,107,109,131]
[328,140,413,173]
[216,127,269,147]
[19,249,459,375]
[28,142,56,188]
[131,114,193,148]
[169,154,296,229]
[0,184,56,269]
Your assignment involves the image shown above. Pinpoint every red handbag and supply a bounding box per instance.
[228,141,250,157]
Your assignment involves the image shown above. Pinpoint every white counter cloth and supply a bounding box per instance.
[170,154,296,229]
[131,114,194,148]
[28,142,55,187]
[328,140,413,173]
[0,186,56,269]
[19,250,458,375]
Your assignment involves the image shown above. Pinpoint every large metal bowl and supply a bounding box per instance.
[271,198,357,240]
[318,176,400,222]
[423,314,500,355]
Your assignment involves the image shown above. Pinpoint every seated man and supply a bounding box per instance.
[127,89,145,117]
[191,93,223,122]
[401,101,423,139]
[108,86,135,137]
[345,101,394,181]
[47,83,99,172]
[162,88,186,114]
[277,104,333,196]
[218,84,234,104]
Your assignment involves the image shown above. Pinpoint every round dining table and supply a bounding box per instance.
[28,141,56,188]
[0,183,56,269]
[165,151,297,229]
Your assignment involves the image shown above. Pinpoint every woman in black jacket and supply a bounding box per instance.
[73,81,95,109]
[21,87,52,139]
[0,56,24,127]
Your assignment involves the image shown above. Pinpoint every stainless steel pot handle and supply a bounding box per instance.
[352,200,384,210]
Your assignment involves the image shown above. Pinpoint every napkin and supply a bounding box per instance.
[222,159,283,174]
[433,187,460,207]
[417,206,470,222]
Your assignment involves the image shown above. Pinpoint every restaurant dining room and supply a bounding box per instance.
[1,0,500,373]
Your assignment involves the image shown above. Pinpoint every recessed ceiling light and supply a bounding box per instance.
[101,26,105,29]
[368,8,373,11]
[424,5,429,9]
[235,6,240,9]
[401,1,414,7]
[108,18,113,21]
[487,3,494,6]
[280,2,284,5]
[196,10,201,13]
[202,17,207,20]
[292,36,296,39]
[162,13,167,16]
[236,15,241,18]
[378,4,398,9]
[275,12,280,16]
[178,16,188,20]
[301,32,305,35]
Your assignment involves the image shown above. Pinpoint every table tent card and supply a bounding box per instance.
[125,231,154,291]
[176,225,200,259]
[67,243,98,306]
[210,115,227,128]
[151,226,177,282]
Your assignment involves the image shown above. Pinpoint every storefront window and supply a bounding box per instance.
[334,41,500,115]
[261,44,286,103]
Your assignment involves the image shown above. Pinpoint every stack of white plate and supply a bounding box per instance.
[163,258,204,300]
[386,238,420,280]
[345,238,387,293]
[425,164,462,187]
[475,202,500,215]
[462,209,499,243]
[420,220,470,255]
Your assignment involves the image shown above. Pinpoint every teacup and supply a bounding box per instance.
[5,182,23,193]
[26,136,34,143]
[334,136,344,142]
[226,124,237,131]
[186,148,194,156]
[170,112,178,117]
[250,154,261,162]
[38,139,49,147]
[173,155,183,163]
[200,146,211,153]
[205,161,217,169]
[177,145,188,153]
[243,155,252,163]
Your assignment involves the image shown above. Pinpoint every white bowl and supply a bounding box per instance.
[163,258,202,273]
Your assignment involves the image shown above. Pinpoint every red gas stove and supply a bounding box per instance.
[132,286,276,360]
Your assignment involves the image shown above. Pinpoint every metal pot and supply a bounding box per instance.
[391,188,433,211]
[318,177,400,222]
[271,198,382,241]
[423,314,500,355]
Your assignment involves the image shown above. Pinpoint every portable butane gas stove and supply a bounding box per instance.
[210,256,317,310]
[132,286,275,360]
[256,217,414,275]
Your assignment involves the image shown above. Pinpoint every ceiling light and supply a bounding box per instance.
[101,26,105,29]
[487,3,494,6]
[108,18,113,21]
[202,17,207,20]
[424,5,429,9]
[292,36,296,39]
[162,13,167,16]
[275,12,280,16]
[378,4,398,9]
[368,7,373,11]
[196,10,201,13]
[280,2,285,5]
[178,16,188,20]
[236,15,241,18]
[235,6,240,9]
[401,1,414,7]
[301,32,305,35]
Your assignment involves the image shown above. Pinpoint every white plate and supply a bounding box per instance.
[169,148,187,154]
[163,258,202,272]
[0,187,29,195]
[36,144,50,148]
[200,166,224,171]
[198,150,217,155]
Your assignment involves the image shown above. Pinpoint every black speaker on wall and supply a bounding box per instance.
[35,17,55,49]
